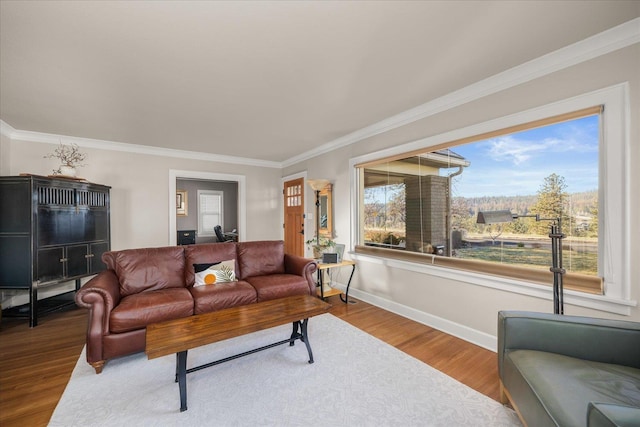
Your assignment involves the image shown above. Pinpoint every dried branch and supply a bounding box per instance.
[44,142,86,167]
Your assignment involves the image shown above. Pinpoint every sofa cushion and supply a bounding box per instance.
[184,242,238,287]
[189,280,257,314]
[237,240,285,279]
[504,349,640,427]
[244,274,310,302]
[102,246,186,297]
[110,288,194,333]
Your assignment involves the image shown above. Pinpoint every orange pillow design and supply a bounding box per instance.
[193,260,236,287]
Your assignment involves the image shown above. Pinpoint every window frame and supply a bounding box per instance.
[197,190,224,237]
[349,83,633,315]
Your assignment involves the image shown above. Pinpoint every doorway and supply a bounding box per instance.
[169,170,246,246]
[283,177,305,256]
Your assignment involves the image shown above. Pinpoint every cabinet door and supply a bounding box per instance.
[38,208,73,246]
[0,181,31,233]
[37,247,65,283]
[91,210,109,241]
[66,244,89,278]
[89,242,109,273]
[0,236,31,287]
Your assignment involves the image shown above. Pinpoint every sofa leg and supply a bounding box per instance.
[499,381,509,405]
[500,381,528,427]
[91,360,105,374]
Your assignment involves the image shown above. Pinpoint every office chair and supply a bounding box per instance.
[214,225,232,242]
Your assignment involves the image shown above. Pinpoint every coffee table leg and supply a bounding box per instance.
[299,318,314,364]
[177,350,188,412]
[289,321,299,346]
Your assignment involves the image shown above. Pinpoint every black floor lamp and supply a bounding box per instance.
[476,210,565,314]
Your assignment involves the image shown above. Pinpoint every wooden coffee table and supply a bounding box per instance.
[145,294,331,412]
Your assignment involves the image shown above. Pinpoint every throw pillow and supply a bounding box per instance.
[193,260,236,286]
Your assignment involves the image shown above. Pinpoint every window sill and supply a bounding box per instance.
[351,252,636,316]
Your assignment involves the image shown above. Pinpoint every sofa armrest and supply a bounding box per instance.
[498,311,640,378]
[75,270,122,366]
[587,403,640,427]
[284,254,318,295]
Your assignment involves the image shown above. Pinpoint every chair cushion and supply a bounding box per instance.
[110,288,194,333]
[189,280,257,314]
[244,274,310,302]
[587,402,640,427]
[504,349,640,427]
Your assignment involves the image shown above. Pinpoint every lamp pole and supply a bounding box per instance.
[516,215,565,314]
[476,211,565,314]
[548,217,565,314]
[314,189,321,248]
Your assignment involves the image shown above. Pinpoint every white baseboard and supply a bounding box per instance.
[330,282,498,352]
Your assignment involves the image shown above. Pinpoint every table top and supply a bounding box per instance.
[316,259,356,270]
[145,294,330,360]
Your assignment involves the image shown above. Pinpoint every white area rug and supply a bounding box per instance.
[50,314,520,426]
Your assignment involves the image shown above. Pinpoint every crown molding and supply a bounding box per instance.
[282,17,640,168]
[0,120,16,139]
[0,122,282,169]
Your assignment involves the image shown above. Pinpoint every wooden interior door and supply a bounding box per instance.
[283,178,305,256]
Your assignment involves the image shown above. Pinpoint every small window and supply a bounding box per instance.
[198,190,223,237]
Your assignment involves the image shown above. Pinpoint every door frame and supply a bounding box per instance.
[281,171,308,256]
[169,169,246,245]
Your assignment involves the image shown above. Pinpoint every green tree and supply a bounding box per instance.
[587,203,599,237]
[364,187,385,229]
[451,196,473,231]
[387,183,406,229]
[508,219,530,234]
[530,173,569,235]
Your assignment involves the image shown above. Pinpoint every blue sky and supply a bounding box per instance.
[446,115,599,198]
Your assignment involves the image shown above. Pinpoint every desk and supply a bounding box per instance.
[316,260,356,303]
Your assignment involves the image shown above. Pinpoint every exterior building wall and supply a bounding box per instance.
[405,175,448,254]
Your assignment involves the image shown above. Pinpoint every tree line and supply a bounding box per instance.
[365,174,598,241]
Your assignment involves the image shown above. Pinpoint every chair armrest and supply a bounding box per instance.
[284,254,318,295]
[498,311,640,378]
[75,270,121,365]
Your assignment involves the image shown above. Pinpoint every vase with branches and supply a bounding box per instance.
[44,142,86,176]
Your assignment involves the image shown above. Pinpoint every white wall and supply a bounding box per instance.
[284,44,640,348]
[0,139,283,308]
[0,131,10,175]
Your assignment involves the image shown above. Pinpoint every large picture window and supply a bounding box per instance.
[352,84,630,308]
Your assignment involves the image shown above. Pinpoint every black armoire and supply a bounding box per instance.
[0,175,111,326]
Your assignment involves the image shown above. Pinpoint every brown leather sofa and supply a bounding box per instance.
[75,240,317,374]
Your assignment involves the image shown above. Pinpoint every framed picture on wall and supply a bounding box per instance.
[176,190,188,216]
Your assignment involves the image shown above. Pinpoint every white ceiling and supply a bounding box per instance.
[1,1,638,164]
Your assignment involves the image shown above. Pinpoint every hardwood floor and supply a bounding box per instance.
[0,296,501,426]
